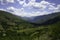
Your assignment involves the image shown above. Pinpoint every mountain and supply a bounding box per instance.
[33,12,60,24]
[0,10,60,40]
[21,12,60,24]
[0,10,36,30]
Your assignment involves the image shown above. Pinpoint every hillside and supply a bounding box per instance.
[0,10,60,40]
[26,12,60,24]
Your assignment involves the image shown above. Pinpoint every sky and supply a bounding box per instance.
[0,0,60,17]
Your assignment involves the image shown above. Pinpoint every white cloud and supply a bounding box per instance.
[7,7,15,10]
[22,0,60,12]
[7,6,51,17]
[23,0,52,10]
[0,0,15,5]
[57,5,60,9]
[6,0,15,3]
[53,5,60,12]
[0,0,14,5]
[40,0,50,5]
[17,0,51,10]
[0,8,7,12]
[0,9,5,11]
[17,0,25,5]
[0,0,6,5]
[23,0,35,7]
[48,5,56,10]
[6,0,60,17]
[48,4,60,12]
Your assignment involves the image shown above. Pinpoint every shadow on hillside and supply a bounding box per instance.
[30,16,60,27]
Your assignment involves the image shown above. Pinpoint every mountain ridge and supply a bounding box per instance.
[21,12,60,24]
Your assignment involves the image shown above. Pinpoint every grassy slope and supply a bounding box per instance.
[0,11,60,40]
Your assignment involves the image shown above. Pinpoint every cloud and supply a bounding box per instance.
[6,0,60,17]
[0,8,7,12]
[48,4,60,12]
[0,0,15,5]
[22,0,55,10]
[53,5,60,12]
[17,0,25,5]
[7,6,50,17]
[6,0,15,3]
[7,7,15,10]
[0,0,6,5]
[22,0,60,12]
[48,5,56,10]
[0,9,5,11]
[7,7,26,16]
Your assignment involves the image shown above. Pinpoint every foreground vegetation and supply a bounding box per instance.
[0,11,60,40]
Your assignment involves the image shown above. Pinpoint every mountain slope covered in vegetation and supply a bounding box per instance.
[0,10,60,40]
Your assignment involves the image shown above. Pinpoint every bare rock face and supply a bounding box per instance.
[21,12,60,24]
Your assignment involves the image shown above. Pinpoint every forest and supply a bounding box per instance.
[0,10,60,40]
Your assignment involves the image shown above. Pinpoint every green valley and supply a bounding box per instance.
[0,11,60,40]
